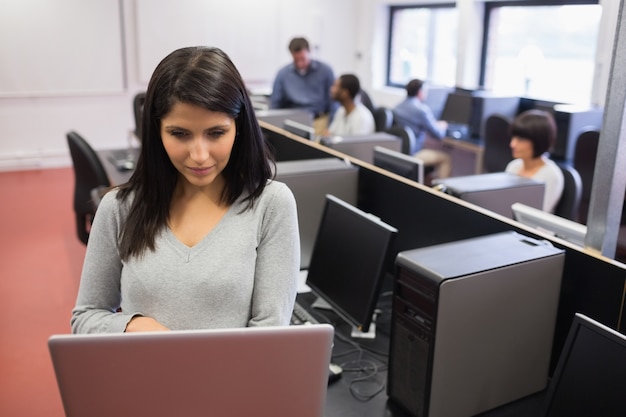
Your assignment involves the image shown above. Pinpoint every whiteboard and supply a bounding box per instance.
[0,0,125,97]
[136,0,281,86]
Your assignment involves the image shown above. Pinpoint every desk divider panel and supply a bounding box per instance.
[261,123,626,374]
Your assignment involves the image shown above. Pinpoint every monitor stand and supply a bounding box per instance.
[311,297,378,339]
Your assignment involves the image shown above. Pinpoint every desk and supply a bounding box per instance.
[421,136,486,176]
[98,147,139,185]
[295,292,544,417]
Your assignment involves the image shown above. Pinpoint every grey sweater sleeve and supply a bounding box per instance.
[71,189,137,333]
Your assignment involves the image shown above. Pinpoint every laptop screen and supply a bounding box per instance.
[542,313,626,417]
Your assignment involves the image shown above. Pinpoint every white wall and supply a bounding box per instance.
[0,0,359,171]
[0,0,617,171]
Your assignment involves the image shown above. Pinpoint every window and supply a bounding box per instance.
[481,1,601,106]
[387,4,458,88]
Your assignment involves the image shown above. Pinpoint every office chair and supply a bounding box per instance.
[554,163,583,221]
[66,131,111,245]
[133,92,146,140]
[373,107,394,132]
[483,113,513,173]
[572,128,600,223]
[385,125,418,156]
[357,89,375,114]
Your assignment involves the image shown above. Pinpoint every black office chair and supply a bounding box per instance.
[66,131,111,245]
[572,128,600,223]
[357,89,375,114]
[373,107,394,132]
[483,113,513,173]
[385,125,418,155]
[133,92,147,140]
[554,163,583,221]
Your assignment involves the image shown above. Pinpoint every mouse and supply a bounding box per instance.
[117,160,135,171]
[328,362,343,385]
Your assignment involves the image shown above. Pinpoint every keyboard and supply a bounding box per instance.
[445,123,470,139]
[290,301,319,325]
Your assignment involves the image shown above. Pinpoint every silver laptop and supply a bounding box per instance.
[49,324,334,417]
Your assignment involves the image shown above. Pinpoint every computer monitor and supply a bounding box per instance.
[542,313,626,417]
[511,202,587,247]
[440,91,473,125]
[305,195,398,334]
[283,119,315,140]
[373,146,424,184]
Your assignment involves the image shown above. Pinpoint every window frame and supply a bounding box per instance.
[386,2,457,89]
[479,0,601,90]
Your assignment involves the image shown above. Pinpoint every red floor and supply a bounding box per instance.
[0,168,85,416]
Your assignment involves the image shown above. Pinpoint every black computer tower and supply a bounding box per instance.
[551,104,603,162]
[387,232,564,417]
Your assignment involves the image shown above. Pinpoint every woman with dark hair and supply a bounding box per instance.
[505,109,564,213]
[71,46,300,333]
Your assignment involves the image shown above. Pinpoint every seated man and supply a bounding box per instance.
[270,37,335,136]
[393,79,451,178]
[326,74,375,136]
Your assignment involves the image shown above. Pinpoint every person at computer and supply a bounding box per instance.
[393,79,452,179]
[269,37,336,136]
[325,73,375,136]
[71,46,300,333]
[505,109,564,213]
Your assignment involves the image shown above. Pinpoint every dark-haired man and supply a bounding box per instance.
[393,79,451,178]
[270,37,335,135]
[326,74,375,136]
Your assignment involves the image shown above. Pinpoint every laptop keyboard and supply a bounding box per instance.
[290,301,319,325]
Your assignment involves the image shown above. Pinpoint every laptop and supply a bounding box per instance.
[49,324,334,417]
[541,313,626,417]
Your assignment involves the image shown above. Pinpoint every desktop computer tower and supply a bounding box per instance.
[275,158,358,269]
[432,172,544,219]
[551,104,603,163]
[321,132,402,164]
[469,94,520,139]
[388,232,564,417]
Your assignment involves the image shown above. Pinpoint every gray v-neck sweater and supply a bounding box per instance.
[71,181,300,333]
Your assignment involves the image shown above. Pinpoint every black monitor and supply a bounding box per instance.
[440,91,473,125]
[305,195,398,333]
[373,146,424,184]
[283,119,315,140]
[542,313,626,417]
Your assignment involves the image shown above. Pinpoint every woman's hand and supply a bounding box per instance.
[125,316,170,332]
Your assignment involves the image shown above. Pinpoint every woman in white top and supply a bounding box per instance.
[505,109,564,213]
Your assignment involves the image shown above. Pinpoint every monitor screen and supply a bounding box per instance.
[373,146,424,184]
[305,195,398,333]
[542,313,626,417]
[440,92,474,124]
[511,202,587,247]
[283,119,314,140]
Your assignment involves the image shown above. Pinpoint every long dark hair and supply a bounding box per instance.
[117,46,275,260]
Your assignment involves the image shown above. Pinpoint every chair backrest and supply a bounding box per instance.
[133,92,147,140]
[483,113,513,173]
[572,128,600,223]
[373,107,394,132]
[554,163,583,221]
[385,125,417,155]
[357,89,375,114]
[66,131,111,244]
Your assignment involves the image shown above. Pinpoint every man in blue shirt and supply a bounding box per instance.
[270,37,335,135]
[393,79,451,178]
